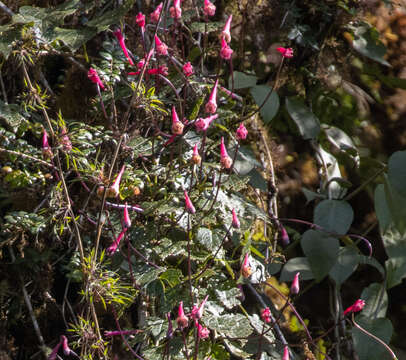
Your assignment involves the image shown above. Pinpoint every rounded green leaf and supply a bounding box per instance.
[280,257,314,281]
[360,283,388,318]
[301,230,339,282]
[229,71,257,89]
[249,85,280,123]
[286,97,320,139]
[329,247,359,285]
[388,150,406,198]
[314,199,354,235]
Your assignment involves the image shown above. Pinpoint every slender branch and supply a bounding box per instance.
[0,147,56,169]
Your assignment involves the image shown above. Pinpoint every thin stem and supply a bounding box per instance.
[344,166,387,201]
[187,214,194,304]
[0,147,56,169]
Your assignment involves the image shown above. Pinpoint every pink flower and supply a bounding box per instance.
[343,299,365,316]
[205,79,218,114]
[184,190,196,214]
[176,301,189,329]
[196,321,210,339]
[60,128,72,153]
[191,144,201,165]
[88,67,105,89]
[113,28,134,65]
[155,35,168,56]
[137,59,145,69]
[221,15,232,43]
[48,340,61,360]
[203,0,216,17]
[170,0,182,19]
[283,346,289,360]
[107,230,126,255]
[291,272,300,295]
[241,253,252,278]
[280,225,290,246]
[183,62,194,77]
[42,130,53,159]
[220,37,233,60]
[150,2,163,23]
[191,295,208,320]
[123,202,131,229]
[236,123,248,140]
[171,106,184,135]
[276,47,294,58]
[231,209,240,229]
[261,307,272,323]
[136,12,145,28]
[220,137,232,169]
[195,114,218,132]
[148,65,169,76]
[107,165,125,198]
[60,335,72,356]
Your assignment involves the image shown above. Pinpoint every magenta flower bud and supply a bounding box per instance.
[176,301,189,329]
[236,123,248,140]
[221,15,232,43]
[107,165,125,198]
[192,143,201,165]
[205,79,218,114]
[136,12,145,28]
[60,128,72,153]
[276,47,294,58]
[343,299,366,316]
[113,28,134,66]
[196,321,210,339]
[88,67,105,89]
[280,225,290,246]
[220,137,232,169]
[155,35,168,56]
[231,209,240,229]
[220,37,233,60]
[107,229,126,255]
[183,62,194,77]
[123,202,131,229]
[170,0,182,19]
[203,0,216,17]
[137,59,145,69]
[283,346,289,360]
[48,340,61,360]
[195,114,218,132]
[42,130,53,159]
[171,106,184,135]
[241,253,252,278]
[60,335,71,356]
[184,190,196,214]
[150,2,163,23]
[261,307,272,323]
[291,272,300,295]
[191,295,208,320]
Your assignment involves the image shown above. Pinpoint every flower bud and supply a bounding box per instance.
[290,272,300,295]
[191,144,201,165]
[171,107,184,135]
[150,2,163,23]
[241,253,252,278]
[203,0,216,17]
[184,190,196,214]
[205,79,218,114]
[221,15,232,43]
[343,299,365,316]
[236,123,248,140]
[176,301,189,329]
[231,209,240,229]
[220,137,232,169]
[155,35,168,56]
[261,307,271,323]
[183,62,194,77]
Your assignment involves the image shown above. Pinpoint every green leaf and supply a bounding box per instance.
[352,24,391,67]
[159,268,182,287]
[280,257,314,281]
[374,184,392,233]
[314,199,354,235]
[190,21,224,33]
[360,283,388,318]
[196,227,214,251]
[329,246,359,285]
[286,97,320,139]
[352,316,393,360]
[214,281,241,309]
[248,168,267,191]
[388,150,406,198]
[323,125,359,162]
[229,71,257,89]
[205,313,252,338]
[231,145,261,175]
[250,85,280,124]
[383,176,406,234]
[0,100,26,132]
[301,230,339,281]
[0,24,23,59]
[46,27,97,51]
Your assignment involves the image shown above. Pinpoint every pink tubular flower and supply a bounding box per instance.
[261,307,272,323]
[220,37,233,60]
[170,0,182,19]
[60,335,74,356]
[205,79,218,114]
[221,15,232,43]
[171,106,184,135]
[191,295,209,320]
[107,165,125,198]
[137,59,145,69]
[123,202,131,229]
[48,340,61,360]
[343,299,366,316]
[136,12,145,28]
[195,114,218,132]
[113,28,134,66]
[220,137,232,169]
[184,190,196,214]
[107,230,126,255]
[283,346,289,360]
[280,225,290,246]
[203,0,216,17]
[276,47,294,58]
[183,62,194,77]
[191,143,201,165]
[231,209,240,229]
[42,130,53,159]
[196,321,210,339]
[150,2,163,23]
[236,123,248,140]
[241,253,252,278]
[176,301,189,329]
[60,128,72,153]
[155,35,168,56]
[88,67,105,90]
[291,272,300,295]
[148,65,169,76]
